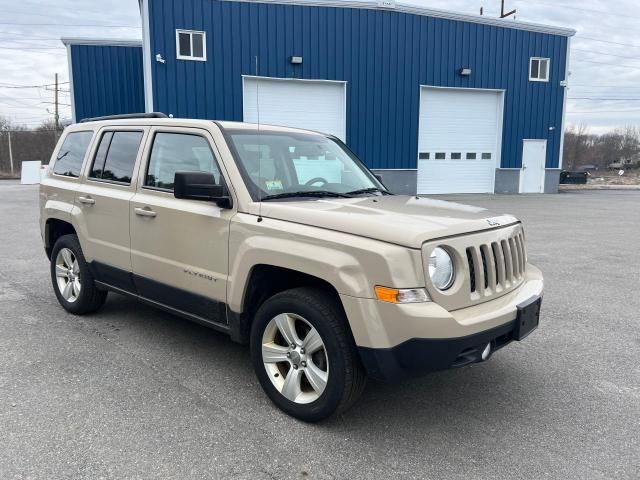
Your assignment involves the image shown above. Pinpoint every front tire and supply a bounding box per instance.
[50,234,107,315]
[250,288,366,422]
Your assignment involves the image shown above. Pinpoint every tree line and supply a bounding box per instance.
[562,125,640,171]
[2,116,639,177]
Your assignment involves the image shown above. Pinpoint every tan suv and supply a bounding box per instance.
[40,114,543,421]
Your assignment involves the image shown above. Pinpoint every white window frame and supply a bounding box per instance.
[176,29,207,61]
[529,57,550,82]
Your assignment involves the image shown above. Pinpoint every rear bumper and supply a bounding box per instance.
[358,319,519,382]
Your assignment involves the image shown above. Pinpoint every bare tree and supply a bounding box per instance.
[563,124,640,170]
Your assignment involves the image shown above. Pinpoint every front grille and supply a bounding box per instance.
[466,230,526,298]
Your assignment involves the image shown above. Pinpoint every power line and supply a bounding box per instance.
[572,48,640,61]
[518,1,638,20]
[577,36,640,49]
[0,31,66,40]
[1,46,66,50]
[0,21,140,28]
[569,97,640,101]
[0,82,69,89]
[570,84,640,89]
[578,59,640,71]
[568,110,640,114]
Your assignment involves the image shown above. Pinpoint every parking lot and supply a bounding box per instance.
[0,181,638,479]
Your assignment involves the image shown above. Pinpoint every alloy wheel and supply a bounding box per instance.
[55,248,81,303]
[261,313,329,404]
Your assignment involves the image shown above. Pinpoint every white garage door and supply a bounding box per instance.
[417,87,503,194]
[243,77,346,141]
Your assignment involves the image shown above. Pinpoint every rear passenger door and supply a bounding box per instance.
[75,128,148,288]
[130,127,233,325]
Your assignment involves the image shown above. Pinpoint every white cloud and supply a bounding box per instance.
[1,0,638,131]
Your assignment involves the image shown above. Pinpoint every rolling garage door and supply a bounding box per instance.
[417,87,503,194]
[243,77,346,141]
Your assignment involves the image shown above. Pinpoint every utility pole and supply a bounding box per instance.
[500,0,516,18]
[7,131,14,175]
[54,73,60,132]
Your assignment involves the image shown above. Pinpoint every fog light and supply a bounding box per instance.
[481,343,492,361]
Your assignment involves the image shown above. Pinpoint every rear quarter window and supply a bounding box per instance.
[52,131,94,177]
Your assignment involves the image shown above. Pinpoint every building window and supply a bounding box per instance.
[451,152,462,160]
[482,153,492,160]
[435,152,446,160]
[176,30,206,61]
[529,57,550,82]
[466,153,477,160]
[419,152,430,160]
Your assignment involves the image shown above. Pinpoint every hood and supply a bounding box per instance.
[249,195,519,248]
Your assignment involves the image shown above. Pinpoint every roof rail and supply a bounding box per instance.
[79,112,168,123]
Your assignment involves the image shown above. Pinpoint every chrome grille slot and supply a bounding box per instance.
[466,229,526,299]
[480,244,494,291]
[466,248,476,293]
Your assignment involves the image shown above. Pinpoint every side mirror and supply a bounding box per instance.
[174,171,232,208]
[374,174,383,183]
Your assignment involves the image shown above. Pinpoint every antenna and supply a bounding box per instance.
[500,0,516,19]
[255,55,263,223]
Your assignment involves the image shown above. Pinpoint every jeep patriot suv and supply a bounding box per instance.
[40,113,543,421]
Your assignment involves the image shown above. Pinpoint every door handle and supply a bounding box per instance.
[78,196,95,205]
[135,207,157,218]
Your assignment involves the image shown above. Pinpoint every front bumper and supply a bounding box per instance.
[340,264,544,382]
[358,317,524,382]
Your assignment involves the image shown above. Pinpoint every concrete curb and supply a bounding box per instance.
[560,184,640,191]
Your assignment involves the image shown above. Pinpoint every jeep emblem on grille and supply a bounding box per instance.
[487,218,501,227]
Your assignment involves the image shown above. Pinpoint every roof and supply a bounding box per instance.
[218,0,576,37]
[68,116,328,136]
[61,37,143,47]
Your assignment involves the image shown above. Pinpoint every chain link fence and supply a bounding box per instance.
[0,130,61,177]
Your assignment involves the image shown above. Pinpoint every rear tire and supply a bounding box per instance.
[250,287,366,422]
[50,234,107,315]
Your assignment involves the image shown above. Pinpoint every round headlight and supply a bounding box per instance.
[429,247,455,290]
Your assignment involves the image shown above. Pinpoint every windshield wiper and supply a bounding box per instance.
[261,190,354,201]
[346,187,393,196]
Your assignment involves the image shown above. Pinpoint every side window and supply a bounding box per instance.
[52,131,94,177]
[145,132,221,191]
[89,131,143,184]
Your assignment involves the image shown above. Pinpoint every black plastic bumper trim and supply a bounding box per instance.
[358,320,521,382]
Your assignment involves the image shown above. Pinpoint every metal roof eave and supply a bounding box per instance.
[219,0,576,37]
[61,37,143,48]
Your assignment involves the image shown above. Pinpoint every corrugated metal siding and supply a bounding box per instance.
[148,0,568,169]
[70,45,144,121]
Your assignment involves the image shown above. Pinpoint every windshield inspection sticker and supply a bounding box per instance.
[266,180,284,191]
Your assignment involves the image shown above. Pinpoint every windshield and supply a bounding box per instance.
[226,130,385,201]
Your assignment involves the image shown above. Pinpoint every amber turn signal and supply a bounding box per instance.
[374,286,430,304]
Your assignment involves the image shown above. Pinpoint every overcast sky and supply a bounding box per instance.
[0,0,638,134]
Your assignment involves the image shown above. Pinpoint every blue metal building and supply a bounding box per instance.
[63,38,145,123]
[66,0,575,194]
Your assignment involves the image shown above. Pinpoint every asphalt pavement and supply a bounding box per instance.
[0,181,638,479]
